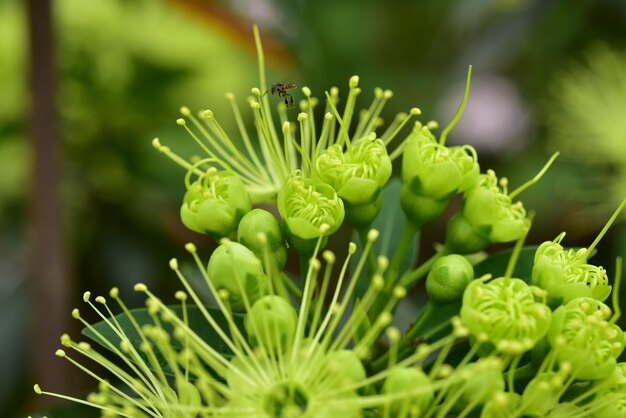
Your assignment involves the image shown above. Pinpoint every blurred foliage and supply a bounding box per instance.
[1,0,624,416]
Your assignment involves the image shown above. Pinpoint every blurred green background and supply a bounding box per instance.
[2,0,626,416]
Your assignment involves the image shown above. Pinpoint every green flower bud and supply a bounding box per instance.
[444,213,491,254]
[401,128,479,200]
[400,184,449,226]
[531,236,611,307]
[207,241,269,311]
[591,393,626,418]
[480,392,521,418]
[180,168,251,239]
[315,135,391,227]
[547,297,626,380]
[521,372,564,416]
[316,135,392,206]
[277,170,344,253]
[323,350,366,387]
[462,170,530,243]
[448,357,504,410]
[426,254,474,304]
[244,295,297,352]
[382,367,434,416]
[237,209,288,271]
[461,277,552,354]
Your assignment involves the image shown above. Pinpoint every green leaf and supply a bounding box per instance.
[352,178,420,298]
[473,246,538,283]
[82,305,245,376]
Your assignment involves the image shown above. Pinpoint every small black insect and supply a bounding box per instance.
[264,83,297,107]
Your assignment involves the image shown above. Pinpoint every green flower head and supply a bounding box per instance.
[154,28,421,211]
[547,297,626,380]
[277,170,344,252]
[461,276,552,354]
[180,164,251,239]
[462,170,530,243]
[401,124,480,201]
[532,233,611,307]
[33,231,444,418]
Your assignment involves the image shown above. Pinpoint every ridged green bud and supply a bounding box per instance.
[444,213,491,254]
[207,241,268,311]
[315,136,391,226]
[461,171,530,244]
[237,209,288,271]
[180,170,251,239]
[277,170,344,253]
[401,129,479,200]
[426,254,474,304]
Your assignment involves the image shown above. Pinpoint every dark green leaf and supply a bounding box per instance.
[82,305,245,376]
[352,178,420,298]
[473,246,539,283]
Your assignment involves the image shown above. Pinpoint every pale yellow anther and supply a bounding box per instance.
[95,296,106,304]
[185,242,197,253]
[297,112,308,122]
[324,112,334,120]
[410,107,422,115]
[367,229,380,242]
[134,283,148,292]
[83,292,91,302]
[348,242,357,254]
[175,291,187,301]
[251,101,261,110]
[109,287,119,298]
[176,118,186,126]
[72,308,80,319]
[169,258,179,270]
[200,110,213,119]
[33,384,42,394]
[55,349,66,358]
[302,86,311,97]
[225,92,235,100]
[179,106,191,116]
[349,76,360,88]
[251,87,261,96]
[319,223,330,234]
[323,250,336,264]
[152,138,162,149]
[383,89,393,99]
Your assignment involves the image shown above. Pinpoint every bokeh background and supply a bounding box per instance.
[2,0,626,416]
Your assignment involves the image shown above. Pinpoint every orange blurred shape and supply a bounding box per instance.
[168,0,295,70]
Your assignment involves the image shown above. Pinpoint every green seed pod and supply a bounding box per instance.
[207,241,268,311]
[444,213,491,254]
[547,297,626,380]
[461,277,552,355]
[426,254,474,304]
[237,209,288,271]
[400,184,449,227]
[180,169,252,239]
[244,295,297,352]
[277,170,344,253]
[531,237,611,308]
[461,171,530,244]
[382,367,434,416]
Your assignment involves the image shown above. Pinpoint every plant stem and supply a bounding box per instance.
[398,246,449,288]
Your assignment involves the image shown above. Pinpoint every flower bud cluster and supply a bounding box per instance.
[32,25,626,418]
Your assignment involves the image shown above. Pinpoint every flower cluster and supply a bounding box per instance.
[32,26,626,418]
